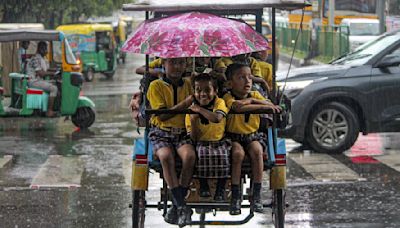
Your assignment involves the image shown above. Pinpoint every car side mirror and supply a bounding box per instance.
[376,55,400,68]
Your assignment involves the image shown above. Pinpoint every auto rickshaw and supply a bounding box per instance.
[120,15,134,36]
[0,29,96,128]
[0,23,45,96]
[56,24,117,81]
[113,20,127,64]
[123,1,309,228]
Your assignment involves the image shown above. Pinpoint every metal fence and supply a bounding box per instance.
[317,25,350,59]
[276,23,311,53]
[276,23,350,61]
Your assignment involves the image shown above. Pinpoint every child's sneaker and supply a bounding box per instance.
[163,206,178,224]
[253,196,264,213]
[229,197,241,215]
[177,205,193,227]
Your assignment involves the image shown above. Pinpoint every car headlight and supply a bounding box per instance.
[277,80,314,99]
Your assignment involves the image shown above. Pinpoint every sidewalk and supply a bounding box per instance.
[279,52,324,67]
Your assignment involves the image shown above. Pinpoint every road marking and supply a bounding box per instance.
[30,155,83,189]
[289,153,363,181]
[0,155,13,170]
[374,153,400,172]
[348,133,383,157]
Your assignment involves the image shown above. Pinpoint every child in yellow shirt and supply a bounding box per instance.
[185,73,230,201]
[147,57,195,226]
[223,63,281,215]
[252,50,273,90]
[214,53,269,97]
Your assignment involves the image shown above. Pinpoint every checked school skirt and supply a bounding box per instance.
[195,138,231,178]
[226,131,268,152]
[149,127,192,152]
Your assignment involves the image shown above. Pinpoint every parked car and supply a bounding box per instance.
[278,30,400,154]
[340,18,380,51]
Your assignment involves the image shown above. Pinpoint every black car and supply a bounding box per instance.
[278,30,400,153]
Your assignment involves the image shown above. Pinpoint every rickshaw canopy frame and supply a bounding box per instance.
[123,0,311,12]
[0,30,63,42]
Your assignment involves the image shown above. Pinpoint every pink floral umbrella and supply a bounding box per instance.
[122,12,270,58]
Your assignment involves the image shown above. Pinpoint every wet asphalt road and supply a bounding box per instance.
[1,54,400,228]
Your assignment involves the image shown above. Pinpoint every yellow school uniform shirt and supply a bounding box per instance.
[223,91,266,134]
[214,57,262,77]
[258,60,273,89]
[147,77,192,130]
[185,97,228,141]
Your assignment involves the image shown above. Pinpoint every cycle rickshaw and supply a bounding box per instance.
[122,1,309,227]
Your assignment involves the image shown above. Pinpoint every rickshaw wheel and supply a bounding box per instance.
[71,107,95,129]
[84,68,94,82]
[132,190,146,228]
[272,189,285,228]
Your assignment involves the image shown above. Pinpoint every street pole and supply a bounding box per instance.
[328,0,335,26]
[377,0,386,34]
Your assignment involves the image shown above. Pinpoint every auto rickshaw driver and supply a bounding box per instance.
[18,40,30,72]
[26,41,58,117]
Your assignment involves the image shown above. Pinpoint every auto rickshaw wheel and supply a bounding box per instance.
[71,107,95,129]
[272,189,285,228]
[132,190,146,228]
[84,68,94,82]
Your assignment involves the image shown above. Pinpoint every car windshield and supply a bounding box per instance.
[331,33,400,65]
[349,22,380,36]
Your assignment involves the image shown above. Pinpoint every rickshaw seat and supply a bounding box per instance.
[9,73,29,95]
[133,129,287,176]
[26,88,48,111]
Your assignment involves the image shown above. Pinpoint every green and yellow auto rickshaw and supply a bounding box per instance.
[0,29,96,128]
[113,20,127,64]
[56,24,117,81]
[120,15,134,36]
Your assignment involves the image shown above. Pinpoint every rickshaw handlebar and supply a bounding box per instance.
[145,109,279,115]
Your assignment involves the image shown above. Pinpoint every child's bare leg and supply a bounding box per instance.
[247,141,264,212]
[177,144,196,187]
[247,141,264,183]
[156,147,179,188]
[231,142,245,185]
[230,142,245,215]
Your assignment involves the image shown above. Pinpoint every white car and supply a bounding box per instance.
[340,18,380,51]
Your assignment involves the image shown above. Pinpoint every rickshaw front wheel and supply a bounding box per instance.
[272,189,285,228]
[72,107,95,129]
[132,190,146,228]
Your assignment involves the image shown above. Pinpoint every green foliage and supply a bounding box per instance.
[0,0,133,28]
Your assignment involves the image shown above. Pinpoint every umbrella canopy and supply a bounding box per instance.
[122,12,269,58]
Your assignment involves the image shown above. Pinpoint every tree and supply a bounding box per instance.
[0,0,132,28]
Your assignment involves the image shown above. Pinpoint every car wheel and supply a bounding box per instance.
[84,68,94,82]
[306,102,359,154]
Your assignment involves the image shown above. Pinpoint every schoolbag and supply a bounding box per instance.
[129,74,159,128]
